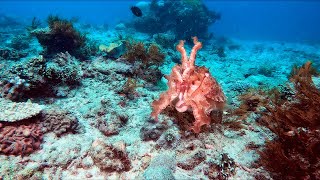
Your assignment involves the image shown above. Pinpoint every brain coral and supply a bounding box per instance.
[0,120,43,156]
[41,109,80,137]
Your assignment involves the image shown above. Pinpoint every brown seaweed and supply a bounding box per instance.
[257,61,320,179]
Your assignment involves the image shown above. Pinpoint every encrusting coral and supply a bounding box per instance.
[151,37,226,133]
[0,98,43,122]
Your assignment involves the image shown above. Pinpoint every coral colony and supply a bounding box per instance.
[0,0,320,179]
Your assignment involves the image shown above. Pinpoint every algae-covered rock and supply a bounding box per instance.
[99,41,125,58]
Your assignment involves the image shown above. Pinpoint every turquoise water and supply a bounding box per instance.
[0,1,319,179]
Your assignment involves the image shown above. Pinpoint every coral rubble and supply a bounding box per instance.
[143,151,176,180]
[89,139,131,172]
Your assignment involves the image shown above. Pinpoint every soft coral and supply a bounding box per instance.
[151,37,226,133]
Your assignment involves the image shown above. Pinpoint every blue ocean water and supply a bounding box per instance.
[0,1,319,179]
[1,1,320,42]
[208,1,320,42]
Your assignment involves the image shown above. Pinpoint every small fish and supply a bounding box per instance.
[131,6,142,17]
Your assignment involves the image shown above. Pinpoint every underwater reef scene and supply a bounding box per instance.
[0,0,320,179]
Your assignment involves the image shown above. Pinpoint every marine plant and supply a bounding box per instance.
[122,40,165,84]
[151,37,226,133]
[118,77,143,100]
[257,61,320,179]
[231,88,268,121]
[123,41,147,63]
[26,17,41,32]
[123,41,165,67]
[31,15,87,59]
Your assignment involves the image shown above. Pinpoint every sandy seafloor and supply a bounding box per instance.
[0,26,320,180]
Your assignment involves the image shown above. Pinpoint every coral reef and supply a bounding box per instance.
[130,0,220,41]
[4,55,50,99]
[123,41,165,67]
[9,34,31,50]
[96,112,128,137]
[99,41,125,59]
[96,118,121,136]
[231,89,268,121]
[1,5,319,179]
[151,37,226,133]
[117,77,142,100]
[41,109,81,137]
[2,52,82,100]
[153,32,176,49]
[257,61,320,179]
[211,46,226,58]
[89,139,131,172]
[0,99,43,156]
[228,81,251,94]
[26,17,42,32]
